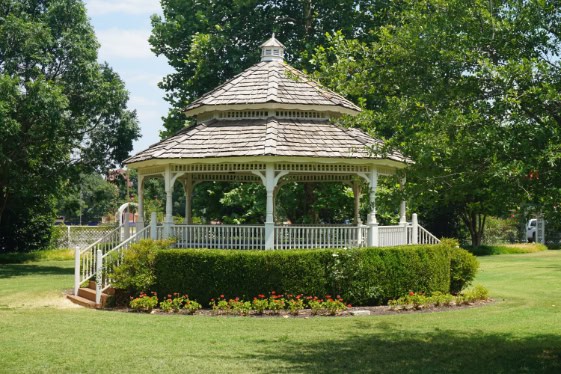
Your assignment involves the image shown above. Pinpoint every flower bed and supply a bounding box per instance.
[126,285,491,317]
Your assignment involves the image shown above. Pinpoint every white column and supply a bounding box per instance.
[352,180,361,225]
[164,166,173,239]
[412,213,419,244]
[137,174,145,231]
[265,164,275,250]
[399,177,407,224]
[183,175,193,225]
[150,211,158,240]
[367,167,379,247]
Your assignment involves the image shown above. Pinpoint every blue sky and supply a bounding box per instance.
[83,0,173,154]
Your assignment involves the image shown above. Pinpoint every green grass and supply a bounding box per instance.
[0,248,74,264]
[1,252,561,373]
[464,243,548,256]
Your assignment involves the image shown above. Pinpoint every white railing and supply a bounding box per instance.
[73,225,122,295]
[97,225,152,303]
[274,225,366,249]
[378,225,409,247]
[417,224,440,244]
[170,224,265,249]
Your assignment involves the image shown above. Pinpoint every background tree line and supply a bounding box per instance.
[150,0,561,246]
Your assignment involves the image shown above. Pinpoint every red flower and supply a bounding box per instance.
[347,304,352,308]
[220,294,224,298]
[271,291,276,295]
[409,291,415,296]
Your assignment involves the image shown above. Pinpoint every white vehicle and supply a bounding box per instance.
[527,219,537,242]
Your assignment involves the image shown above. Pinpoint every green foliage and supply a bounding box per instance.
[388,286,489,310]
[465,243,548,256]
[57,173,119,224]
[0,0,140,251]
[154,243,456,306]
[450,248,479,294]
[310,0,561,245]
[150,0,396,135]
[129,292,158,312]
[110,240,173,293]
[483,217,520,245]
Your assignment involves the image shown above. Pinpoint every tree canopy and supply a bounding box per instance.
[0,0,140,251]
[310,0,561,245]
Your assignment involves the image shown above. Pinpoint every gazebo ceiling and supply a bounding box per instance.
[124,118,408,165]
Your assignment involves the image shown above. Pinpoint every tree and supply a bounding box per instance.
[0,0,140,251]
[310,0,561,245]
[150,0,404,136]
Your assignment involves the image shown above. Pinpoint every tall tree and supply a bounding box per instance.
[310,0,561,245]
[150,0,404,135]
[0,0,140,251]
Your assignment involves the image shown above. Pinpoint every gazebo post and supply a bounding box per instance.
[137,174,144,231]
[264,164,275,250]
[399,177,407,224]
[163,166,173,239]
[366,167,379,247]
[352,180,361,225]
[399,176,407,244]
[183,174,193,225]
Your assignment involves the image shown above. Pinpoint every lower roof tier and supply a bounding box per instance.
[124,118,407,165]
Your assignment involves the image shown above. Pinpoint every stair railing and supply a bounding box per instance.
[95,225,151,305]
[74,225,122,295]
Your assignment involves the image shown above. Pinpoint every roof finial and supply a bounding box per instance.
[260,34,285,62]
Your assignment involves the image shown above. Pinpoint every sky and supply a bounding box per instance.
[83,0,173,154]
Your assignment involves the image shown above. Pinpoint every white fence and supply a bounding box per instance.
[274,225,367,249]
[170,224,265,250]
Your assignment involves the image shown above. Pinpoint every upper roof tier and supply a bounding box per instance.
[184,40,361,117]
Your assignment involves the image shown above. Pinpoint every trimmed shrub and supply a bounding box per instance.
[450,247,479,294]
[154,242,455,306]
[109,239,173,294]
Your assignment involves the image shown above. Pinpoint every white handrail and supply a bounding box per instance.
[74,225,122,295]
[418,224,440,244]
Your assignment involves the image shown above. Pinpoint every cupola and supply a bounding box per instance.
[260,33,285,62]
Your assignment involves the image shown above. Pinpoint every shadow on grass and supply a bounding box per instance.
[247,324,561,373]
[0,264,73,279]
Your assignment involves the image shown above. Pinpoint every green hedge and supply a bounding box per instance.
[154,243,457,306]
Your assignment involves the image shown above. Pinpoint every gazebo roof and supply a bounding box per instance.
[124,118,407,164]
[184,61,361,116]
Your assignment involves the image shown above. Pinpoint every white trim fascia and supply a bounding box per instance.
[184,103,360,117]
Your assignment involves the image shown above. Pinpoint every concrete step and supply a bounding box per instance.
[67,294,98,309]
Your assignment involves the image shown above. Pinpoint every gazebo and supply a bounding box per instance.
[123,35,437,250]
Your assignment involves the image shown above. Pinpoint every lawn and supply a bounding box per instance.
[1,251,560,373]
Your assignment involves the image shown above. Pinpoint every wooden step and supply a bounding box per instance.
[67,294,98,309]
[77,287,111,306]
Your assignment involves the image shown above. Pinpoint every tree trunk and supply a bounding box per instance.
[461,209,486,247]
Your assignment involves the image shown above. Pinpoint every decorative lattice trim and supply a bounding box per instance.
[218,110,269,119]
[274,110,326,119]
[173,163,266,172]
[187,173,261,183]
[141,166,166,176]
[275,163,370,173]
[280,174,356,183]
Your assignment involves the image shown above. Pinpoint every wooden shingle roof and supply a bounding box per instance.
[124,119,406,164]
[184,61,361,116]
